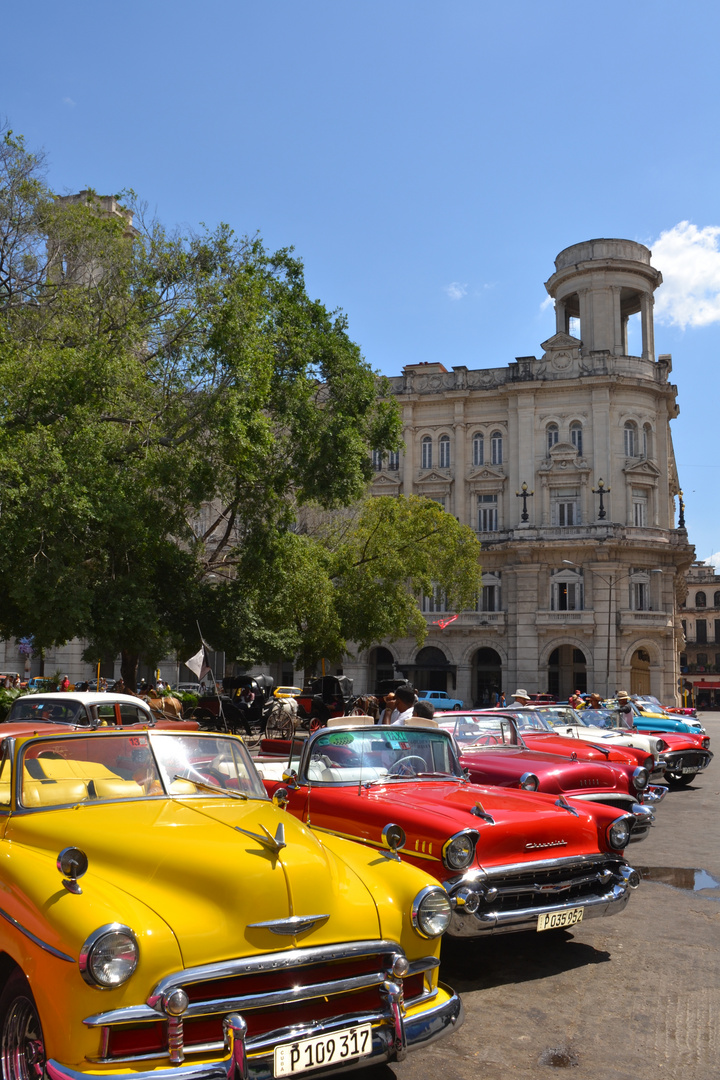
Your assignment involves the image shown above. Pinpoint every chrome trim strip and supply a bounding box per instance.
[448,884,632,937]
[0,905,74,963]
[246,914,329,935]
[465,852,627,880]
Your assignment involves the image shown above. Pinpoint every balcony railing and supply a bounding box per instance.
[535,611,595,628]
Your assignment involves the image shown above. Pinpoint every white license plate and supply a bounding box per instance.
[681,766,698,774]
[274,1023,372,1077]
[537,907,584,932]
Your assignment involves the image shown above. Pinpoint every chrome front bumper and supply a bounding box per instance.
[446,859,640,938]
[46,989,464,1080]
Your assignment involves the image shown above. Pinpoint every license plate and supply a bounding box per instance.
[537,907,584,932]
[681,766,698,774]
[274,1023,372,1077]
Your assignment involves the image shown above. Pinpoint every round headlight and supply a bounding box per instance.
[632,767,649,792]
[412,886,452,938]
[80,924,138,988]
[607,817,632,851]
[703,738,710,749]
[519,772,539,791]
[442,830,477,870]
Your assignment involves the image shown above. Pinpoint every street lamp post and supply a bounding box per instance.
[562,561,664,696]
[591,478,610,520]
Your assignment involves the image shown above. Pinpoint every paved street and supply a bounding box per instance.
[360,714,720,1080]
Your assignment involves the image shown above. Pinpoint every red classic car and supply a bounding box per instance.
[433,714,659,840]
[257,721,642,938]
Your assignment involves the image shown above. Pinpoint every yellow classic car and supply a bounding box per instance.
[0,729,462,1080]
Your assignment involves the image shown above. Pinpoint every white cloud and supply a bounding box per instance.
[62,96,76,107]
[443,281,468,301]
[704,553,720,570]
[652,221,720,329]
[540,294,554,312]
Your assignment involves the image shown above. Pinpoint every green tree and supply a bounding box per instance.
[0,126,403,686]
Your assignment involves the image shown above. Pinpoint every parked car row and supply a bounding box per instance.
[0,690,709,1080]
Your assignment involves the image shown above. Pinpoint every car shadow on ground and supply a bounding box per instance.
[438,929,611,992]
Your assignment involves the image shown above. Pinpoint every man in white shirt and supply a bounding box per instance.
[391,686,417,725]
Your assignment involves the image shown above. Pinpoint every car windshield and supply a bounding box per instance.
[577,709,618,729]
[6,698,89,726]
[17,732,266,809]
[305,727,461,784]
[437,716,520,747]
[529,706,584,728]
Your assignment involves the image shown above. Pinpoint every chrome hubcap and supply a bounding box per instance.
[2,998,45,1080]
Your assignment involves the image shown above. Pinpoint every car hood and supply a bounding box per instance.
[5,797,382,966]
[545,724,660,757]
[458,746,627,793]
[521,732,635,764]
[311,781,608,864]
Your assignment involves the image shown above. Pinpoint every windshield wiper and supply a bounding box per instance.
[173,773,248,799]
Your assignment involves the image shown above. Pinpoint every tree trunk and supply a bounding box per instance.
[120,649,139,691]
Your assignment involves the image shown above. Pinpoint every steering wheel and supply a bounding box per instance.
[190,764,229,789]
[387,755,428,776]
[474,734,501,746]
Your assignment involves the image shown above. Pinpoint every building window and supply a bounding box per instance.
[624,421,638,457]
[387,450,400,471]
[421,437,432,470]
[632,488,648,527]
[480,584,499,612]
[715,591,720,608]
[697,653,708,669]
[439,435,450,469]
[570,422,583,456]
[421,585,447,613]
[715,620,720,644]
[431,497,446,511]
[681,619,687,637]
[472,434,484,467]
[477,494,498,532]
[716,654,720,670]
[642,423,652,458]
[632,581,648,610]
[697,619,707,644]
[696,591,707,608]
[491,431,503,465]
[552,488,580,527]
[547,423,559,453]
[551,577,584,611]
[680,653,687,669]
[371,449,383,471]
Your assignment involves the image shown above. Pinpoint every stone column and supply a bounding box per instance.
[641,293,655,361]
[611,286,623,355]
[402,403,415,495]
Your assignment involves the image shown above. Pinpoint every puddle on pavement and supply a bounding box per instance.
[538,1046,579,1069]
[637,866,720,896]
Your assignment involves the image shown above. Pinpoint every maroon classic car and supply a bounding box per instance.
[434,713,660,841]
[257,721,642,938]
[2,693,199,734]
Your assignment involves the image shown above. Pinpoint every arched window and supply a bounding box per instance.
[642,423,652,459]
[570,422,583,456]
[421,437,432,470]
[491,430,503,465]
[472,433,484,467]
[696,592,707,608]
[714,591,720,608]
[439,435,451,468]
[624,421,637,457]
[547,423,559,453]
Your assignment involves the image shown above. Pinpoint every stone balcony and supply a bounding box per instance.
[535,610,596,633]
[618,610,674,633]
[422,611,506,632]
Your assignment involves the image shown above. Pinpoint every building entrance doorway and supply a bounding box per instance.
[473,648,502,707]
[630,648,651,696]
[368,647,395,693]
[547,645,587,700]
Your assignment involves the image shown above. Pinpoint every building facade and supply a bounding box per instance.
[679,562,720,708]
[346,239,695,705]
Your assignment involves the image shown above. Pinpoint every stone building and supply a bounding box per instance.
[344,238,695,705]
[679,562,720,708]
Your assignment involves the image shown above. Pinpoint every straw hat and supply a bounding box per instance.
[617,690,630,700]
[512,688,531,702]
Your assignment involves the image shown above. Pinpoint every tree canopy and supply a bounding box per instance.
[0,126,480,682]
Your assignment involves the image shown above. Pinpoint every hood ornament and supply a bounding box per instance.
[555,795,579,817]
[248,914,329,935]
[470,801,495,825]
[235,822,286,854]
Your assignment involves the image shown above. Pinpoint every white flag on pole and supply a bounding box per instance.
[185,646,211,681]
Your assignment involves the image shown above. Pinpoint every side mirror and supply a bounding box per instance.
[273,787,290,809]
[281,769,299,790]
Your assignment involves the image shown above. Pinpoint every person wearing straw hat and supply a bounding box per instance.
[617,690,634,729]
[511,688,533,709]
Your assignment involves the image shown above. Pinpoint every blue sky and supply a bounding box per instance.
[4,0,720,558]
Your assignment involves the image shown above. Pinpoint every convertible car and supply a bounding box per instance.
[257,721,642,939]
[0,729,461,1080]
[3,692,198,732]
